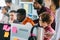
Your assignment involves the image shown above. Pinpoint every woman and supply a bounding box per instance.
[39,12,55,40]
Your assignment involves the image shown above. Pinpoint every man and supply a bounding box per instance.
[33,0,55,29]
[1,6,9,23]
[33,0,54,22]
[5,0,20,11]
[9,10,17,23]
[15,9,35,26]
[17,9,26,23]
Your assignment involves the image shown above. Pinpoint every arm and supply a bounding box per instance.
[22,17,35,26]
[45,31,54,38]
[45,27,55,38]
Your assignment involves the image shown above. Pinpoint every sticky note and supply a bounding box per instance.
[3,25,11,31]
[12,27,17,33]
[5,27,11,31]
[13,38,19,40]
[4,32,9,38]
[3,25,8,30]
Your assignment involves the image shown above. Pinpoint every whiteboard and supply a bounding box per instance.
[10,23,37,40]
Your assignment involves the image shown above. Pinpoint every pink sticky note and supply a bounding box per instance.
[5,27,11,31]
[3,25,8,30]
[3,25,11,31]
[12,27,17,33]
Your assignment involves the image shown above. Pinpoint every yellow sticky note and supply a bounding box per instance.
[4,32,9,37]
[13,38,18,40]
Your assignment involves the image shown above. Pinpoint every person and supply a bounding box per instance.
[16,8,35,26]
[50,0,60,40]
[33,0,55,29]
[51,8,60,40]
[5,0,20,11]
[16,9,26,23]
[39,12,55,40]
[33,0,54,16]
[50,0,59,14]
[2,6,9,17]
[0,6,9,23]
[9,10,17,23]
[50,1,56,14]
[51,0,60,39]
[50,0,60,30]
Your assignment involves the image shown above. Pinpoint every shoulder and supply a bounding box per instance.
[22,17,35,26]
[42,6,53,14]
[47,26,55,33]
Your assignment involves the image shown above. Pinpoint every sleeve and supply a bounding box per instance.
[22,17,35,26]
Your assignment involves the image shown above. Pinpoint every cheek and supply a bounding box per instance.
[14,15,17,19]
[51,19,54,22]
[6,3,9,6]
[2,10,5,12]
[10,16,14,18]
[10,16,12,19]
[50,17,54,23]
[36,4,39,7]
[52,17,54,20]
[12,16,14,18]
[34,4,38,7]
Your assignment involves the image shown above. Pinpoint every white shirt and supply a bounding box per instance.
[0,14,9,23]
